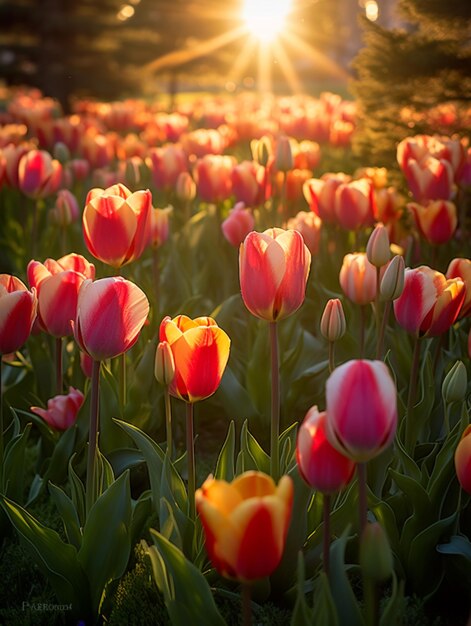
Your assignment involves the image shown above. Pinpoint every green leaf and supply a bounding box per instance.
[78,471,132,615]
[48,482,82,550]
[290,552,313,626]
[42,425,78,486]
[328,529,364,626]
[107,446,145,476]
[147,530,227,626]
[68,453,86,528]
[312,572,339,626]
[3,422,31,500]
[214,420,235,481]
[239,419,270,473]
[379,572,404,626]
[0,494,90,617]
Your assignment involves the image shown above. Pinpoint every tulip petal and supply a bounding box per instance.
[196,497,240,577]
[0,290,37,354]
[231,472,276,499]
[38,270,84,337]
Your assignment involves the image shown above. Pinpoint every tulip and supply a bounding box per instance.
[297,406,355,494]
[31,387,84,431]
[194,154,234,203]
[303,173,350,223]
[360,522,393,583]
[147,206,171,249]
[274,135,294,172]
[175,171,196,203]
[442,361,467,405]
[73,277,149,362]
[339,253,377,306]
[17,149,63,198]
[2,143,35,188]
[446,258,471,318]
[0,274,37,355]
[325,359,397,463]
[155,340,176,456]
[231,160,263,206]
[366,224,390,268]
[455,426,471,495]
[159,314,230,403]
[402,156,454,203]
[380,255,405,302]
[286,211,322,256]
[146,144,188,192]
[196,471,293,581]
[239,228,311,322]
[221,203,255,248]
[408,200,457,245]
[50,189,80,226]
[82,183,152,268]
[334,178,376,231]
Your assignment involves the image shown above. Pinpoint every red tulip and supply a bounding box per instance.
[455,425,471,495]
[231,160,263,206]
[146,144,188,191]
[194,154,234,203]
[159,315,230,403]
[18,149,63,198]
[31,387,84,431]
[303,173,350,223]
[297,406,355,494]
[408,200,457,245]
[402,156,454,202]
[0,274,37,354]
[394,266,465,337]
[83,183,152,268]
[221,203,255,248]
[334,178,376,230]
[239,228,311,322]
[147,207,171,249]
[196,471,293,581]
[73,277,149,361]
[325,360,397,462]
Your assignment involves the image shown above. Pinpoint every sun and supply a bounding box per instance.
[242,0,293,43]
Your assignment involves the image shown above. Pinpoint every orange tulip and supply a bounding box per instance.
[83,183,152,268]
[159,315,230,403]
[196,471,293,581]
[239,228,311,322]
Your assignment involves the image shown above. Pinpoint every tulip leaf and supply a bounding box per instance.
[160,496,183,548]
[99,363,130,453]
[239,419,270,474]
[0,494,90,617]
[48,482,82,550]
[328,529,364,626]
[130,489,153,547]
[3,422,31,500]
[114,418,165,511]
[68,453,86,528]
[108,446,145,476]
[78,471,132,615]
[215,420,235,482]
[427,424,462,513]
[218,364,259,422]
[379,572,404,626]
[147,529,227,626]
[392,435,421,482]
[290,552,313,626]
[312,572,339,626]
[42,424,78,487]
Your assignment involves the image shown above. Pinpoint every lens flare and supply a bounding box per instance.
[242,0,292,43]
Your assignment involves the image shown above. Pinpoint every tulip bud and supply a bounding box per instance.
[124,157,144,188]
[155,341,175,386]
[380,255,405,302]
[254,136,271,167]
[366,224,390,268]
[360,523,393,583]
[442,361,467,404]
[275,136,293,172]
[320,299,346,342]
[51,189,80,226]
[175,171,196,202]
[31,387,84,431]
[53,141,70,164]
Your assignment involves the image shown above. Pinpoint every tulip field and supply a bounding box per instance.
[0,87,470,626]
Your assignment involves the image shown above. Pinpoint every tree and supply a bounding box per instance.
[350,0,471,169]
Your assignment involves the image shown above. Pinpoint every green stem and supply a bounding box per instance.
[270,321,280,481]
[165,387,172,458]
[279,171,287,225]
[328,341,335,374]
[119,352,126,410]
[405,336,421,453]
[359,305,366,358]
[60,224,67,256]
[364,577,379,626]
[357,462,368,537]
[55,336,63,395]
[186,401,196,521]
[323,494,331,576]
[86,360,101,516]
[376,300,391,360]
[374,267,381,357]
[152,246,160,317]
[242,583,253,626]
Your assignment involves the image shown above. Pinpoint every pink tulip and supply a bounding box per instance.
[18,149,63,198]
[31,387,84,431]
[2,142,36,188]
[334,178,376,230]
[325,360,397,462]
[195,154,234,203]
[239,228,311,322]
[339,253,377,305]
[394,266,465,337]
[146,144,188,191]
[303,173,350,223]
[147,207,171,249]
[296,406,355,494]
[446,258,471,318]
[221,203,255,248]
[0,274,37,354]
[83,183,152,268]
[231,160,263,206]
[73,277,149,361]
[50,189,80,226]
[286,211,322,256]
[402,156,454,202]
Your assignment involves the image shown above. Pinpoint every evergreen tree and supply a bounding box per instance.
[351,0,471,169]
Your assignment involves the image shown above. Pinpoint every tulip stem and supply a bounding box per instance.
[405,336,421,453]
[328,341,335,374]
[357,462,368,537]
[241,583,253,626]
[86,359,101,516]
[186,401,196,521]
[119,352,126,410]
[152,247,160,317]
[374,268,381,356]
[270,321,280,481]
[279,172,287,224]
[164,387,172,458]
[55,337,63,395]
[359,306,366,358]
[364,577,379,626]
[323,494,331,577]
[376,300,391,360]
[60,224,67,257]
[0,358,4,486]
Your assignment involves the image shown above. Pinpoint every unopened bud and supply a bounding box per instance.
[360,522,393,583]
[380,255,405,302]
[53,141,70,164]
[51,189,79,226]
[252,136,271,167]
[320,298,346,342]
[442,360,467,404]
[176,171,196,202]
[155,341,175,386]
[275,135,293,172]
[366,223,390,268]
[125,157,144,188]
